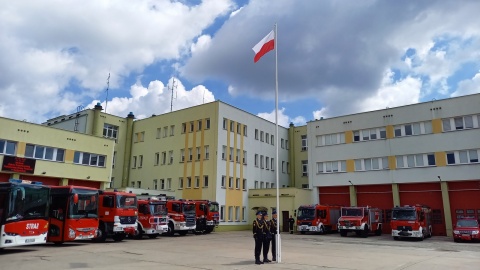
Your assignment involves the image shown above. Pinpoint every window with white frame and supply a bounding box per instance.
[190,122,194,132]
[443,115,479,131]
[161,152,166,165]
[221,176,226,188]
[203,175,208,188]
[196,147,201,161]
[187,177,192,188]
[317,160,347,173]
[282,161,285,173]
[195,176,200,188]
[446,149,479,165]
[169,150,173,164]
[138,155,143,168]
[156,128,162,139]
[170,125,175,136]
[180,149,185,162]
[137,181,142,188]
[237,123,241,134]
[163,126,168,137]
[255,129,259,140]
[266,133,270,144]
[103,124,118,141]
[206,118,210,129]
[236,178,240,189]
[228,206,233,221]
[266,157,270,170]
[255,154,259,167]
[394,121,432,137]
[179,178,183,189]
[260,131,264,142]
[229,177,233,189]
[281,138,285,149]
[271,158,274,171]
[243,125,247,136]
[167,178,171,189]
[188,148,193,161]
[260,155,264,169]
[301,135,308,151]
[242,207,246,221]
[271,134,274,145]
[154,152,159,165]
[236,149,240,163]
[74,151,106,167]
[243,150,247,164]
[160,179,165,189]
[355,157,389,171]
[396,153,436,168]
[354,127,387,142]
[229,147,233,161]
[153,179,158,190]
[230,121,234,132]
[317,133,346,146]
[302,160,308,176]
[222,146,226,160]
[220,205,225,221]
[260,181,264,188]
[205,145,210,159]
[235,206,240,221]
[223,118,227,130]
[25,144,65,162]
[182,123,186,133]
[254,181,259,188]
[242,179,247,190]
[132,156,137,168]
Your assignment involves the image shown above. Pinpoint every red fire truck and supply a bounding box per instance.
[95,190,138,242]
[192,200,219,234]
[135,197,168,239]
[48,185,99,244]
[391,205,432,240]
[296,204,341,234]
[0,179,50,248]
[338,206,383,237]
[165,199,196,236]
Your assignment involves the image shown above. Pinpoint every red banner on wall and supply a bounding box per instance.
[2,156,36,174]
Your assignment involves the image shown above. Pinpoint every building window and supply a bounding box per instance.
[135,132,145,142]
[73,151,106,167]
[222,146,226,160]
[132,156,137,168]
[254,181,258,189]
[266,157,270,170]
[198,120,202,131]
[190,122,194,132]
[160,179,165,190]
[243,125,247,136]
[169,150,173,164]
[255,129,259,140]
[180,149,185,162]
[260,155,264,169]
[138,155,143,168]
[243,150,247,165]
[170,125,175,136]
[167,178,171,189]
[161,152,166,165]
[179,178,183,189]
[25,144,65,162]
[237,123,241,134]
[282,161,285,173]
[205,145,210,159]
[187,177,192,188]
[446,149,479,165]
[195,176,200,188]
[228,206,233,222]
[230,121,234,132]
[242,207,246,221]
[229,147,233,161]
[103,124,118,141]
[182,123,186,133]
[318,133,346,146]
[317,161,347,173]
[236,178,240,189]
[271,134,274,145]
[220,206,225,221]
[302,160,308,176]
[203,175,209,188]
[137,181,142,189]
[260,181,264,188]
[221,176,226,188]
[229,177,233,189]
[396,154,437,168]
[235,206,240,221]
[223,118,227,130]
[196,147,201,161]
[271,158,275,171]
[188,147,192,161]
[236,149,240,163]
[266,133,269,144]
[260,131,264,142]
[254,154,259,167]
[242,179,247,190]
[301,135,308,151]
[156,128,162,139]
[163,126,168,138]
[281,138,285,149]
[206,118,210,129]
[155,152,159,165]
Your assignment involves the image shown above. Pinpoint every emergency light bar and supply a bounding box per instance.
[9,178,43,185]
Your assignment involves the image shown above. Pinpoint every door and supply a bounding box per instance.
[356,184,393,234]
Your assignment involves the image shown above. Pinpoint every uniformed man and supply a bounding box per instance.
[262,212,272,263]
[271,210,278,261]
[252,211,264,265]
[289,215,295,234]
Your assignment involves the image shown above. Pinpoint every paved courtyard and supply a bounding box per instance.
[1,231,480,269]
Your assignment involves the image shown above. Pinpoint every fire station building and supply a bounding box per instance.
[307,93,480,236]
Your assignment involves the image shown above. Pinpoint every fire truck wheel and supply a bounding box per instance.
[178,231,188,236]
[134,227,143,240]
[361,226,369,238]
[393,236,399,241]
[148,234,159,239]
[340,230,347,237]
[167,223,175,236]
[113,233,125,242]
[375,228,382,236]
[204,228,213,234]
[94,226,107,243]
[318,226,325,234]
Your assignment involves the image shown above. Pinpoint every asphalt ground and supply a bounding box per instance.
[1,231,479,270]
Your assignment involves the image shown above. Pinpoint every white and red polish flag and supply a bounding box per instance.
[252,30,275,63]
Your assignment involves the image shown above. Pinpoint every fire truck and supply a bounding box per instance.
[338,206,383,237]
[192,200,219,234]
[391,205,432,240]
[0,179,50,248]
[95,190,138,242]
[135,197,168,239]
[165,199,196,236]
[296,204,341,234]
[48,186,99,244]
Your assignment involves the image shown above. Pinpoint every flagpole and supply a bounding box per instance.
[274,22,281,263]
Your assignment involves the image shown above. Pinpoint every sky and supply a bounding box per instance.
[1,0,479,127]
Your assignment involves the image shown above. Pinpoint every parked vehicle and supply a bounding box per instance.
[0,179,50,249]
[297,204,341,234]
[391,205,432,240]
[96,190,137,242]
[192,200,219,234]
[165,199,196,236]
[337,206,383,237]
[48,185,99,244]
[453,218,480,242]
[135,197,168,239]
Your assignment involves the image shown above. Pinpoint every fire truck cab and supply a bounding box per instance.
[338,206,383,237]
[391,205,432,240]
[135,196,168,239]
[165,199,196,236]
[296,204,341,234]
[192,200,219,234]
[96,190,138,242]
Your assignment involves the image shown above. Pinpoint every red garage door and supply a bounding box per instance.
[356,184,394,234]
[0,173,11,182]
[399,182,445,236]
[318,186,350,206]
[448,180,480,224]
[68,179,101,189]
[20,175,60,186]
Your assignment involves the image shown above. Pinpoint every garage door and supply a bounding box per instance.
[356,184,393,234]
[0,173,11,182]
[399,182,445,236]
[318,186,350,206]
[448,180,480,224]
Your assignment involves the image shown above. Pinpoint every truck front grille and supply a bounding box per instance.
[119,216,137,224]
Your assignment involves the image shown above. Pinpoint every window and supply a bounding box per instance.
[260,131,264,142]
[243,150,247,164]
[25,144,65,162]
[271,134,274,145]
[254,154,259,167]
[302,160,308,176]
[179,178,183,189]
[180,149,185,162]
[138,155,143,168]
[167,178,171,189]
[237,123,241,134]
[242,179,247,190]
[198,120,202,131]
[228,206,233,221]
[169,151,173,164]
[260,155,264,169]
[317,161,346,173]
[137,181,142,189]
[396,153,437,168]
[187,177,192,188]
[221,176,226,188]
[163,126,168,137]
[444,115,479,131]
[161,152,166,165]
[73,151,106,167]
[255,129,259,140]
[190,122,194,132]
[236,178,240,189]
[254,181,258,189]
[236,149,240,163]
[266,157,270,170]
[242,207,246,221]
[229,147,233,161]
[271,158,274,171]
[196,147,201,161]
[320,133,346,146]
[355,157,387,171]
[160,179,165,190]
[195,177,200,188]
[220,206,225,221]
[301,135,307,151]
[170,125,175,136]
[260,181,264,188]
[182,123,186,133]
[132,156,137,168]
[281,138,285,149]
[204,146,209,159]
[266,133,269,144]
[446,149,480,165]
[131,181,135,188]
[206,118,210,129]
[156,128,162,139]
[135,132,145,142]
[155,152,159,165]
[203,176,208,188]
[282,161,285,173]
[235,206,240,221]
[103,124,118,141]
[222,146,226,160]
[230,121,234,132]
[229,177,233,189]
[243,125,247,136]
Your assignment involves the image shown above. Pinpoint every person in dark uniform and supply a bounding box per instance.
[271,210,278,261]
[252,211,264,265]
[262,212,272,263]
[289,215,295,234]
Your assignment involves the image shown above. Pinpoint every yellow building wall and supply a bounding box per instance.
[345,130,353,144]
[432,119,443,134]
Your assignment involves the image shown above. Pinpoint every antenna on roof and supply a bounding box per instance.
[105,72,110,113]
[169,77,178,112]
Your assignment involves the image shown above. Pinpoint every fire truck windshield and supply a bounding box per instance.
[391,209,416,221]
[69,190,98,219]
[457,219,479,227]
[150,203,167,215]
[117,195,137,209]
[209,203,219,212]
[182,203,196,214]
[341,208,363,217]
[297,208,315,220]
[5,185,49,222]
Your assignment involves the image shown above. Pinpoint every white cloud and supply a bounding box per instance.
[451,72,480,97]
[313,108,328,121]
[191,35,212,54]
[257,107,306,128]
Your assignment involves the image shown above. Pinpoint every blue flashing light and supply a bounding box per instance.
[9,178,43,185]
